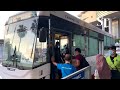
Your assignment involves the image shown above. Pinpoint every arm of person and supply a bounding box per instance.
[75,59,80,67]
[52,61,57,66]
[51,56,62,70]
[72,59,80,68]
[51,56,57,66]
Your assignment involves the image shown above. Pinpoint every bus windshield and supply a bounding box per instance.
[2,17,38,70]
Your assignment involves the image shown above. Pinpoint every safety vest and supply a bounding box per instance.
[106,55,120,72]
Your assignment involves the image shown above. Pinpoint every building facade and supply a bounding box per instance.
[78,11,120,39]
[79,11,97,23]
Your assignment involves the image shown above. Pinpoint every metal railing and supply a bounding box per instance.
[61,66,91,79]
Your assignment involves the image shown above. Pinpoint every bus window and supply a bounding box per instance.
[2,17,38,70]
[89,37,98,56]
[54,33,70,54]
[60,36,68,50]
[73,34,86,56]
[33,36,47,67]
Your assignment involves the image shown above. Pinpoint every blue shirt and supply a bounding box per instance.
[57,63,77,78]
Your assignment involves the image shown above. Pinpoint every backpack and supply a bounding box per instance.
[79,55,90,69]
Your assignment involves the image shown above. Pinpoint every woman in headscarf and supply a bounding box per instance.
[94,54,111,79]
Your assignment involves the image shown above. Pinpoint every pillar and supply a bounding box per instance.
[108,18,112,34]
[101,18,105,31]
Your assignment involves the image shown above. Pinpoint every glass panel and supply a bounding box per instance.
[106,36,111,46]
[104,36,107,46]
[89,31,98,38]
[60,36,68,50]
[89,37,98,56]
[73,35,86,56]
[33,37,47,67]
[110,37,113,45]
[113,38,115,44]
[3,17,38,70]
[8,11,37,24]
[0,44,3,60]
[86,37,89,56]
[80,35,85,50]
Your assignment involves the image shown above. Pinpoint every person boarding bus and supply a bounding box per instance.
[51,54,76,78]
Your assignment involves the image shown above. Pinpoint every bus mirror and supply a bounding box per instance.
[5,21,8,25]
[39,27,47,42]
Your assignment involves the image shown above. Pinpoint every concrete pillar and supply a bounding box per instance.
[101,18,105,31]
[108,18,112,34]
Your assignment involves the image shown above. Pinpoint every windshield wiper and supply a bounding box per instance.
[11,46,18,68]
[8,45,24,70]
[12,46,18,68]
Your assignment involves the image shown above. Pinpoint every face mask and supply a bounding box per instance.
[108,50,114,56]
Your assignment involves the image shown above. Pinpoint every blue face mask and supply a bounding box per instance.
[108,50,114,56]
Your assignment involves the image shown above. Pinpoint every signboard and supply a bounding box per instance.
[71,71,85,79]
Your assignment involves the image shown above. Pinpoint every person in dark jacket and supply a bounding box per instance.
[73,48,83,70]
[54,42,62,63]
[73,48,89,70]
[48,42,55,79]
[61,44,70,60]
[54,42,63,78]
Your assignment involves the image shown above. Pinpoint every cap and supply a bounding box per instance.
[109,45,116,50]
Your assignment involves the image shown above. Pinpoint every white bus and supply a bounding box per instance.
[0,11,115,79]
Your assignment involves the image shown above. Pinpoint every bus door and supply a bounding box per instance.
[52,29,72,62]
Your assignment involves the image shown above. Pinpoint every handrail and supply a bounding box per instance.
[61,66,91,79]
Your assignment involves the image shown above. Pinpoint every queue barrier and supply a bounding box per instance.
[61,66,91,79]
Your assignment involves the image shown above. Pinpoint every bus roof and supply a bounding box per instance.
[38,11,113,37]
[8,11,37,24]
[7,11,113,38]
[9,11,37,18]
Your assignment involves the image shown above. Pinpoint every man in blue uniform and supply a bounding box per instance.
[51,54,76,78]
